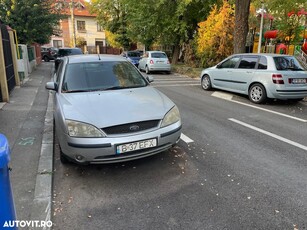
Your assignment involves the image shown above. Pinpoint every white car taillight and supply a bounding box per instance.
[272,74,284,84]
[150,59,154,64]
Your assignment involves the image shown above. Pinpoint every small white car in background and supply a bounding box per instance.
[138,51,171,74]
[200,53,307,103]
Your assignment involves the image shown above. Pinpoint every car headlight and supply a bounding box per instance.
[161,106,181,128]
[66,120,106,137]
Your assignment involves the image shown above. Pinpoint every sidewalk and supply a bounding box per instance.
[0,62,54,228]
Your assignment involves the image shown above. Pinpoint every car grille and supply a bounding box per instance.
[102,120,160,135]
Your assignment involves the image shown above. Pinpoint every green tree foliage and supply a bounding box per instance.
[91,0,216,63]
[252,0,307,44]
[90,0,133,50]
[196,1,235,67]
[0,0,63,45]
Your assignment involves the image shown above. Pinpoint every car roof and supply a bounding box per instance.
[66,54,127,64]
[232,53,293,58]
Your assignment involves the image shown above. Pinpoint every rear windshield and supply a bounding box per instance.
[58,49,82,56]
[127,52,140,57]
[151,52,167,58]
[273,56,304,71]
[62,61,148,92]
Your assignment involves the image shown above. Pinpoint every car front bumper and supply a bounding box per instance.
[58,121,182,164]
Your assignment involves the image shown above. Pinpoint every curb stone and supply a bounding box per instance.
[30,90,53,230]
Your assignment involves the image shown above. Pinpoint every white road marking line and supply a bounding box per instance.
[212,92,307,123]
[212,91,234,100]
[181,133,194,143]
[228,118,307,151]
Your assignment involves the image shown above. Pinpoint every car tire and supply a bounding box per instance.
[145,65,150,74]
[201,75,212,90]
[249,83,267,104]
[166,71,171,75]
[43,56,50,62]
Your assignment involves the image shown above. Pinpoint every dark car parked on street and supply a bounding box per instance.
[41,47,58,62]
[54,47,83,71]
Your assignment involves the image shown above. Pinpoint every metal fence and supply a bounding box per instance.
[0,23,15,100]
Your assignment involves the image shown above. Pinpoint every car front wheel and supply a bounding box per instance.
[249,83,267,104]
[201,75,212,90]
[43,56,50,62]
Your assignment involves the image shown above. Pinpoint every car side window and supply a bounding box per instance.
[219,56,240,68]
[238,56,258,69]
[257,56,267,69]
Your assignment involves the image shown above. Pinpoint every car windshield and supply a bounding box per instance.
[273,56,304,71]
[151,52,167,58]
[61,61,148,93]
[127,52,140,57]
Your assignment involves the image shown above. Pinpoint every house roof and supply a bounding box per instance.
[55,0,96,17]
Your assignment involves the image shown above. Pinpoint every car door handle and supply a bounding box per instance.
[246,71,253,73]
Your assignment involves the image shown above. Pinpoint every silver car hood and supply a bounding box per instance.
[58,87,174,128]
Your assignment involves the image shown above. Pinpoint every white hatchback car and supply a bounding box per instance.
[200,53,307,103]
[138,51,171,74]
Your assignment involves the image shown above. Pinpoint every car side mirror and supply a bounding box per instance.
[216,64,222,69]
[45,82,58,91]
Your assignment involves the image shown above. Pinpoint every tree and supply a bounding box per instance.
[0,0,63,45]
[91,0,216,63]
[234,0,251,53]
[265,0,307,45]
[196,1,235,67]
[90,0,133,50]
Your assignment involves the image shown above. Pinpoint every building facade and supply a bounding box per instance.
[46,0,106,53]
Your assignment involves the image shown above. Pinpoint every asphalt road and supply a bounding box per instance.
[52,72,307,230]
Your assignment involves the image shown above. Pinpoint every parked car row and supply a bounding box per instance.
[121,50,171,74]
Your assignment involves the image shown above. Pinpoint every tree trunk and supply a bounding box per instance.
[234,0,251,54]
[172,45,180,65]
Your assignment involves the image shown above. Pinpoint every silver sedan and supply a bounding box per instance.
[46,55,181,164]
[200,53,307,103]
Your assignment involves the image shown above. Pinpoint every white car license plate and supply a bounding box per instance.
[292,78,306,84]
[116,138,157,154]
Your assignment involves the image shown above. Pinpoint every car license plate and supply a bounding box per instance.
[116,138,157,154]
[291,78,306,84]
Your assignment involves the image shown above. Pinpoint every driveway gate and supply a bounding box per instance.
[0,23,15,102]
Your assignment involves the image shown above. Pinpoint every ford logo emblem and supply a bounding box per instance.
[129,125,140,131]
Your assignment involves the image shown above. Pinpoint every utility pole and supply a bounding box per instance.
[70,0,77,47]
[257,2,264,53]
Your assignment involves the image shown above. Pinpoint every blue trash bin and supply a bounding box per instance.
[0,134,17,229]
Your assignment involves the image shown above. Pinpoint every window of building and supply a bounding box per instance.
[77,21,86,32]
[97,23,103,32]
[53,40,63,48]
